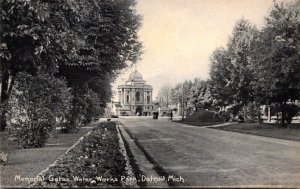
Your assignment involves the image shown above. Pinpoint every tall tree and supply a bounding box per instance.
[156,85,172,108]
[227,19,259,114]
[209,47,234,108]
[209,19,259,119]
[170,80,194,118]
[55,0,142,130]
[255,1,300,124]
[0,0,51,131]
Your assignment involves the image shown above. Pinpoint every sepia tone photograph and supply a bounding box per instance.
[0,0,300,188]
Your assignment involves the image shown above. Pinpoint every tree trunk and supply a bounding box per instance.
[267,105,271,123]
[166,96,169,108]
[256,102,262,123]
[7,76,15,97]
[243,104,247,122]
[281,101,286,126]
[0,66,9,131]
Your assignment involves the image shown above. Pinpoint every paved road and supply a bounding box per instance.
[119,118,300,187]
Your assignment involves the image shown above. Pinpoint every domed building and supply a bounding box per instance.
[118,70,154,116]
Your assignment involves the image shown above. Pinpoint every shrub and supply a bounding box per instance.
[285,104,299,124]
[7,72,72,148]
[82,90,105,124]
[244,102,261,123]
[63,96,87,133]
[10,108,55,148]
[64,90,105,132]
[227,104,241,117]
[218,111,231,122]
[185,110,224,122]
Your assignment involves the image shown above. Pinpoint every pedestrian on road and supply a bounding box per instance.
[170,111,173,121]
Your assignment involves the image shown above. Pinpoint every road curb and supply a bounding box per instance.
[116,123,139,188]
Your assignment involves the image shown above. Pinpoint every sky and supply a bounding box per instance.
[113,0,277,99]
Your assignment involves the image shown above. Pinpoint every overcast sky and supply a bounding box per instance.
[113,0,278,99]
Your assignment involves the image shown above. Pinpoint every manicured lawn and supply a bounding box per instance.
[177,120,224,127]
[176,110,225,127]
[213,123,300,141]
[0,123,97,188]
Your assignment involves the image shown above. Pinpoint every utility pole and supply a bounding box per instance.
[181,82,184,120]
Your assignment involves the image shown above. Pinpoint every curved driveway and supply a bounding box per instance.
[120,118,300,187]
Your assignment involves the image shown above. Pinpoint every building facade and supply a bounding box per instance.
[118,70,154,116]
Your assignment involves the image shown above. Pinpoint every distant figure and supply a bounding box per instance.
[153,111,156,119]
[153,111,159,119]
[170,111,173,121]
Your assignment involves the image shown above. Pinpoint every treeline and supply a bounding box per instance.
[0,0,141,148]
[159,1,300,125]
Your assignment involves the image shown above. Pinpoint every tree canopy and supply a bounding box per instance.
[0,0,142,133]
[208,1,300,124]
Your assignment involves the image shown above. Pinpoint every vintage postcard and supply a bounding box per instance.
[1,0,299,188]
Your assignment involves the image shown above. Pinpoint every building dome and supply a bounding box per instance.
[128,70,144,81]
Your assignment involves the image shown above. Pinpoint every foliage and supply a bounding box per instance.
[226,19,259,106]
[54,0,142,91]
[209,19,259,117]
[0,0,142,131]
[156,85,172,108]
[253,1,300,124]
[207,2,300,124]
[227,104,242,117]
[183,110,224,123]
[170,80,194,108]
[82,90,106,125]
[14,107,54,148]
[285,104,299,124]
[191,79,214,110]
[244,101,260,123]
[265,103,299,124]
[209,48,234,108]
[0,0,50,131]
[7,72,72,148]
[217,111,231,122]
[54,0,142,130]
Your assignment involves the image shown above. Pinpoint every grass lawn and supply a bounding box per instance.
[213,122,300,141]
[0,122,98,188]
[176,110,225,127]
[176,120,224,127]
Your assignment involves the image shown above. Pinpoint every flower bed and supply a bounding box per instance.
[34,122,127,188]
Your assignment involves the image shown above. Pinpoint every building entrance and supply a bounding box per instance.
[136,106,143,116]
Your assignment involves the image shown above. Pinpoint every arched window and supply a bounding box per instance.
[135,92,140,102]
